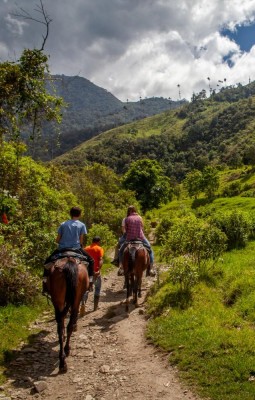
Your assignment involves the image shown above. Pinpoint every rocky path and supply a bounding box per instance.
[1,270,201,400]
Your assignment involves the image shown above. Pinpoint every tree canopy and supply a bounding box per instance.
[122,159,172,211]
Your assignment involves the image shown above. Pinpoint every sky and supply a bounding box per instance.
[1,0,255,102]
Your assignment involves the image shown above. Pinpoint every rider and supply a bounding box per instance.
[119,205,154,276]
[111,208,131,266]
[43,206,94,294]
[84,236,104,311]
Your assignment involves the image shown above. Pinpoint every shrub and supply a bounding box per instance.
[161,215,227,275]
[169,255,199,292]
[221,181,242,197]
[210,210,252,249]
[0,244,39,306]
[155,217,174,244]
[86,223,116,250]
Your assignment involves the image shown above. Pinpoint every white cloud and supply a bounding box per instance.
[1,0,255,101]
[5,14,27,35]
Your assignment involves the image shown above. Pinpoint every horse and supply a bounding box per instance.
[47,255,89,373]
[122,240,150,312]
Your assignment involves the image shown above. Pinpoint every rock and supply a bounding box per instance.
[33,381,48,393]
[23,347,37,353]
[99,365,110,373]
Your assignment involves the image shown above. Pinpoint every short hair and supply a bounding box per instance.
[70,207,82,217]
[92,236,101,243]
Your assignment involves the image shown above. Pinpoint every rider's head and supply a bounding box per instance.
[92,236,101,243]
[127,205,136,216]
[70,206,82,218]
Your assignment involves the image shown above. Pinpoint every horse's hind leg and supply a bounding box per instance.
[138,275,142,298]
[79,291,88,317]
[125,275,129,313]
[64,308,78,357]
[56,311,67,373]
[133,278,138,306]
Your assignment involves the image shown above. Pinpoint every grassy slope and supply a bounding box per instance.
[147,242,255,400]
[146,168,255,399]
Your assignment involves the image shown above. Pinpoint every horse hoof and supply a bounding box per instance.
[59,364,67,374]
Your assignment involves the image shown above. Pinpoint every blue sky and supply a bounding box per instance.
[222,23,255,52]
[1,0,255,101]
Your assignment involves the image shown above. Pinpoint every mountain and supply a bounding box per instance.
[53,81,255,181]
[33,75,185,160]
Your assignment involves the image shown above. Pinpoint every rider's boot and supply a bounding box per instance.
[94,295,100,311]
[42,267,50,295]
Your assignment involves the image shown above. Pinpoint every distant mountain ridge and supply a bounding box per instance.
[54,80,255,181]
[38,75,185,160]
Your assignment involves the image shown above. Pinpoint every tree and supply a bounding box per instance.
[0,1,64,154]
[201,166,219,199]
[0,49,63,146]
[122,159,172,211]
[183,170,203,198]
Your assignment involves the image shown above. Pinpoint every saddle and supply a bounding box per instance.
[44,249,89,270]
[126,239,151,252]
[125,239,149,263]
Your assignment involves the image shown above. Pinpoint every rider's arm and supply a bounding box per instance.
[80,233,85,247]
[121,217,126,233]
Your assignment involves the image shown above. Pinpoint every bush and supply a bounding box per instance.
[86,223,116,250]
[161,215,227,275]
[221,181,242,197]
[169,255,199,292]
[0,245,39,306]
[211,210,252,249]
[155,217,174,244]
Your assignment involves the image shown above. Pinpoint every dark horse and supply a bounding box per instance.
[47,256,89,373]
[122,240,150,312]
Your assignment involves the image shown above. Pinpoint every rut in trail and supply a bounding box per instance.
[2,269,201,400]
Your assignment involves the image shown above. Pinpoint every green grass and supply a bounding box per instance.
[0,298,49,384]
[147,241,255,400]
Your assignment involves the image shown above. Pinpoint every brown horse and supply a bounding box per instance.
[122,240,150,312]
[47,256,89,373]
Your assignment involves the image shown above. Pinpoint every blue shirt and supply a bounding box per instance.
[57,219,87,249]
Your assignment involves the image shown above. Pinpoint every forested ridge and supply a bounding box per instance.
[55,81,255,181]
[29,74,185,160]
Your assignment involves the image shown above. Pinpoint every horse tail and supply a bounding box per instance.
[63,259,78,305]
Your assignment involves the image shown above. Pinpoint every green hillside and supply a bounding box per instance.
[53,81,255,180]
[36,75,184,160]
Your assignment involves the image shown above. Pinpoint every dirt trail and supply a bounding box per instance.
[2,270,201,400]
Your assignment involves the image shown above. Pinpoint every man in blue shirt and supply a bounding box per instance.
[43,207,94,294]
[57,207,88,249]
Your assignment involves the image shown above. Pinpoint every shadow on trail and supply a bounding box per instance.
[3,325,60,392]
[83,283,146,333]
